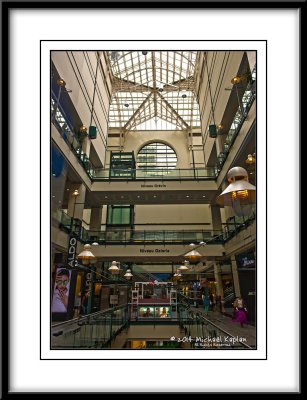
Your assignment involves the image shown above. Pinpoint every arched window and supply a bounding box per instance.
[137,142,177,174]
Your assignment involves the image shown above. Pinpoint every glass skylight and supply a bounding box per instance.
[107,51,200,130]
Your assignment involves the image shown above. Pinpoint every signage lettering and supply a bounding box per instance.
[67,236,77,268]
[139,248,170,253]
[140,184,166,188]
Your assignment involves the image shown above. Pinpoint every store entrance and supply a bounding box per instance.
[238,270,256,323]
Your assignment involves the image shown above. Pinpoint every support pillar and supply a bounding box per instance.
[214,262,224,313]
[230,255,241,297]
[90,207,102,239]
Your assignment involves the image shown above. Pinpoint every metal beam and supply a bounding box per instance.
[151,51,158,117]
[157,91,190,129]
[123,92,153,130]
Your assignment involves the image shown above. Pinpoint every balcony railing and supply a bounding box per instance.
[53,210,225,245]
[216,68,256,173]
[51,304,130,349]
[92,167,217,180]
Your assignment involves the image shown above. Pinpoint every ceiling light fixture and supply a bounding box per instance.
[216,166,256,217]
[178,260,190,271]
[108,261,120,274]
[184,243,202,261]
[77,244,96,266]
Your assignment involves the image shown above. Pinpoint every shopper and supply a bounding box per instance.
[232,296,248,327]
[202,294,211,316]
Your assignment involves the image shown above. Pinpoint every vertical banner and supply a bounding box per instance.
[67,235,77,268]
[51,268,72,313]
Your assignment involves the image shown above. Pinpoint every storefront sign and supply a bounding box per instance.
[67,236,77,268]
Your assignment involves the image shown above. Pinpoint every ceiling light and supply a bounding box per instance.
[72,189,79,196]
[182,94,187,99]
[77,244,96,265]
[158,87,163,92]
[124,269,133,279]
[178,260,190,271]
[124,103,129,107]
[108,261,120,274]
[142,51,148,56]
[184,243,202,261]
[216,166,256,217]
[92,242,99,246]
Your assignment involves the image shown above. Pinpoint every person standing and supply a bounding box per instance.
[232,296,248,327]
[202,294,211,316]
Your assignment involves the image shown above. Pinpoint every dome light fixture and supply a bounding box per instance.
[178,260,190,270]
[184,243,202,261]
[77,244,96,265]
[108,261,120,274]
[181,93,187,99]
[216,166,256,217]
[142,51,148,56]
[124,269,133,279]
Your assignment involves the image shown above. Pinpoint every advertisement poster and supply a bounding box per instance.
[51,267,72,313]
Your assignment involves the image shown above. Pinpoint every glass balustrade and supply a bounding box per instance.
[216,70,256,172]
[51,305,130,349]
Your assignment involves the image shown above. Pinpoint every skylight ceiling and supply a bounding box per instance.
[107,51,200,131]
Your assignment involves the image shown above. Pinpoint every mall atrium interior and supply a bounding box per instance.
[51,50,256,350]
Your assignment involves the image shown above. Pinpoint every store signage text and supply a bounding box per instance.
[140,184,167,188]
[140,248,170,253]
[67,236,77,268]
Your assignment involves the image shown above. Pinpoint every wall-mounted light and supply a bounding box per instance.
[231,76,241,85]
[245,153,256,164]
[56,78,66,86]
[79,125,87,134]
[216,166,256,217]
